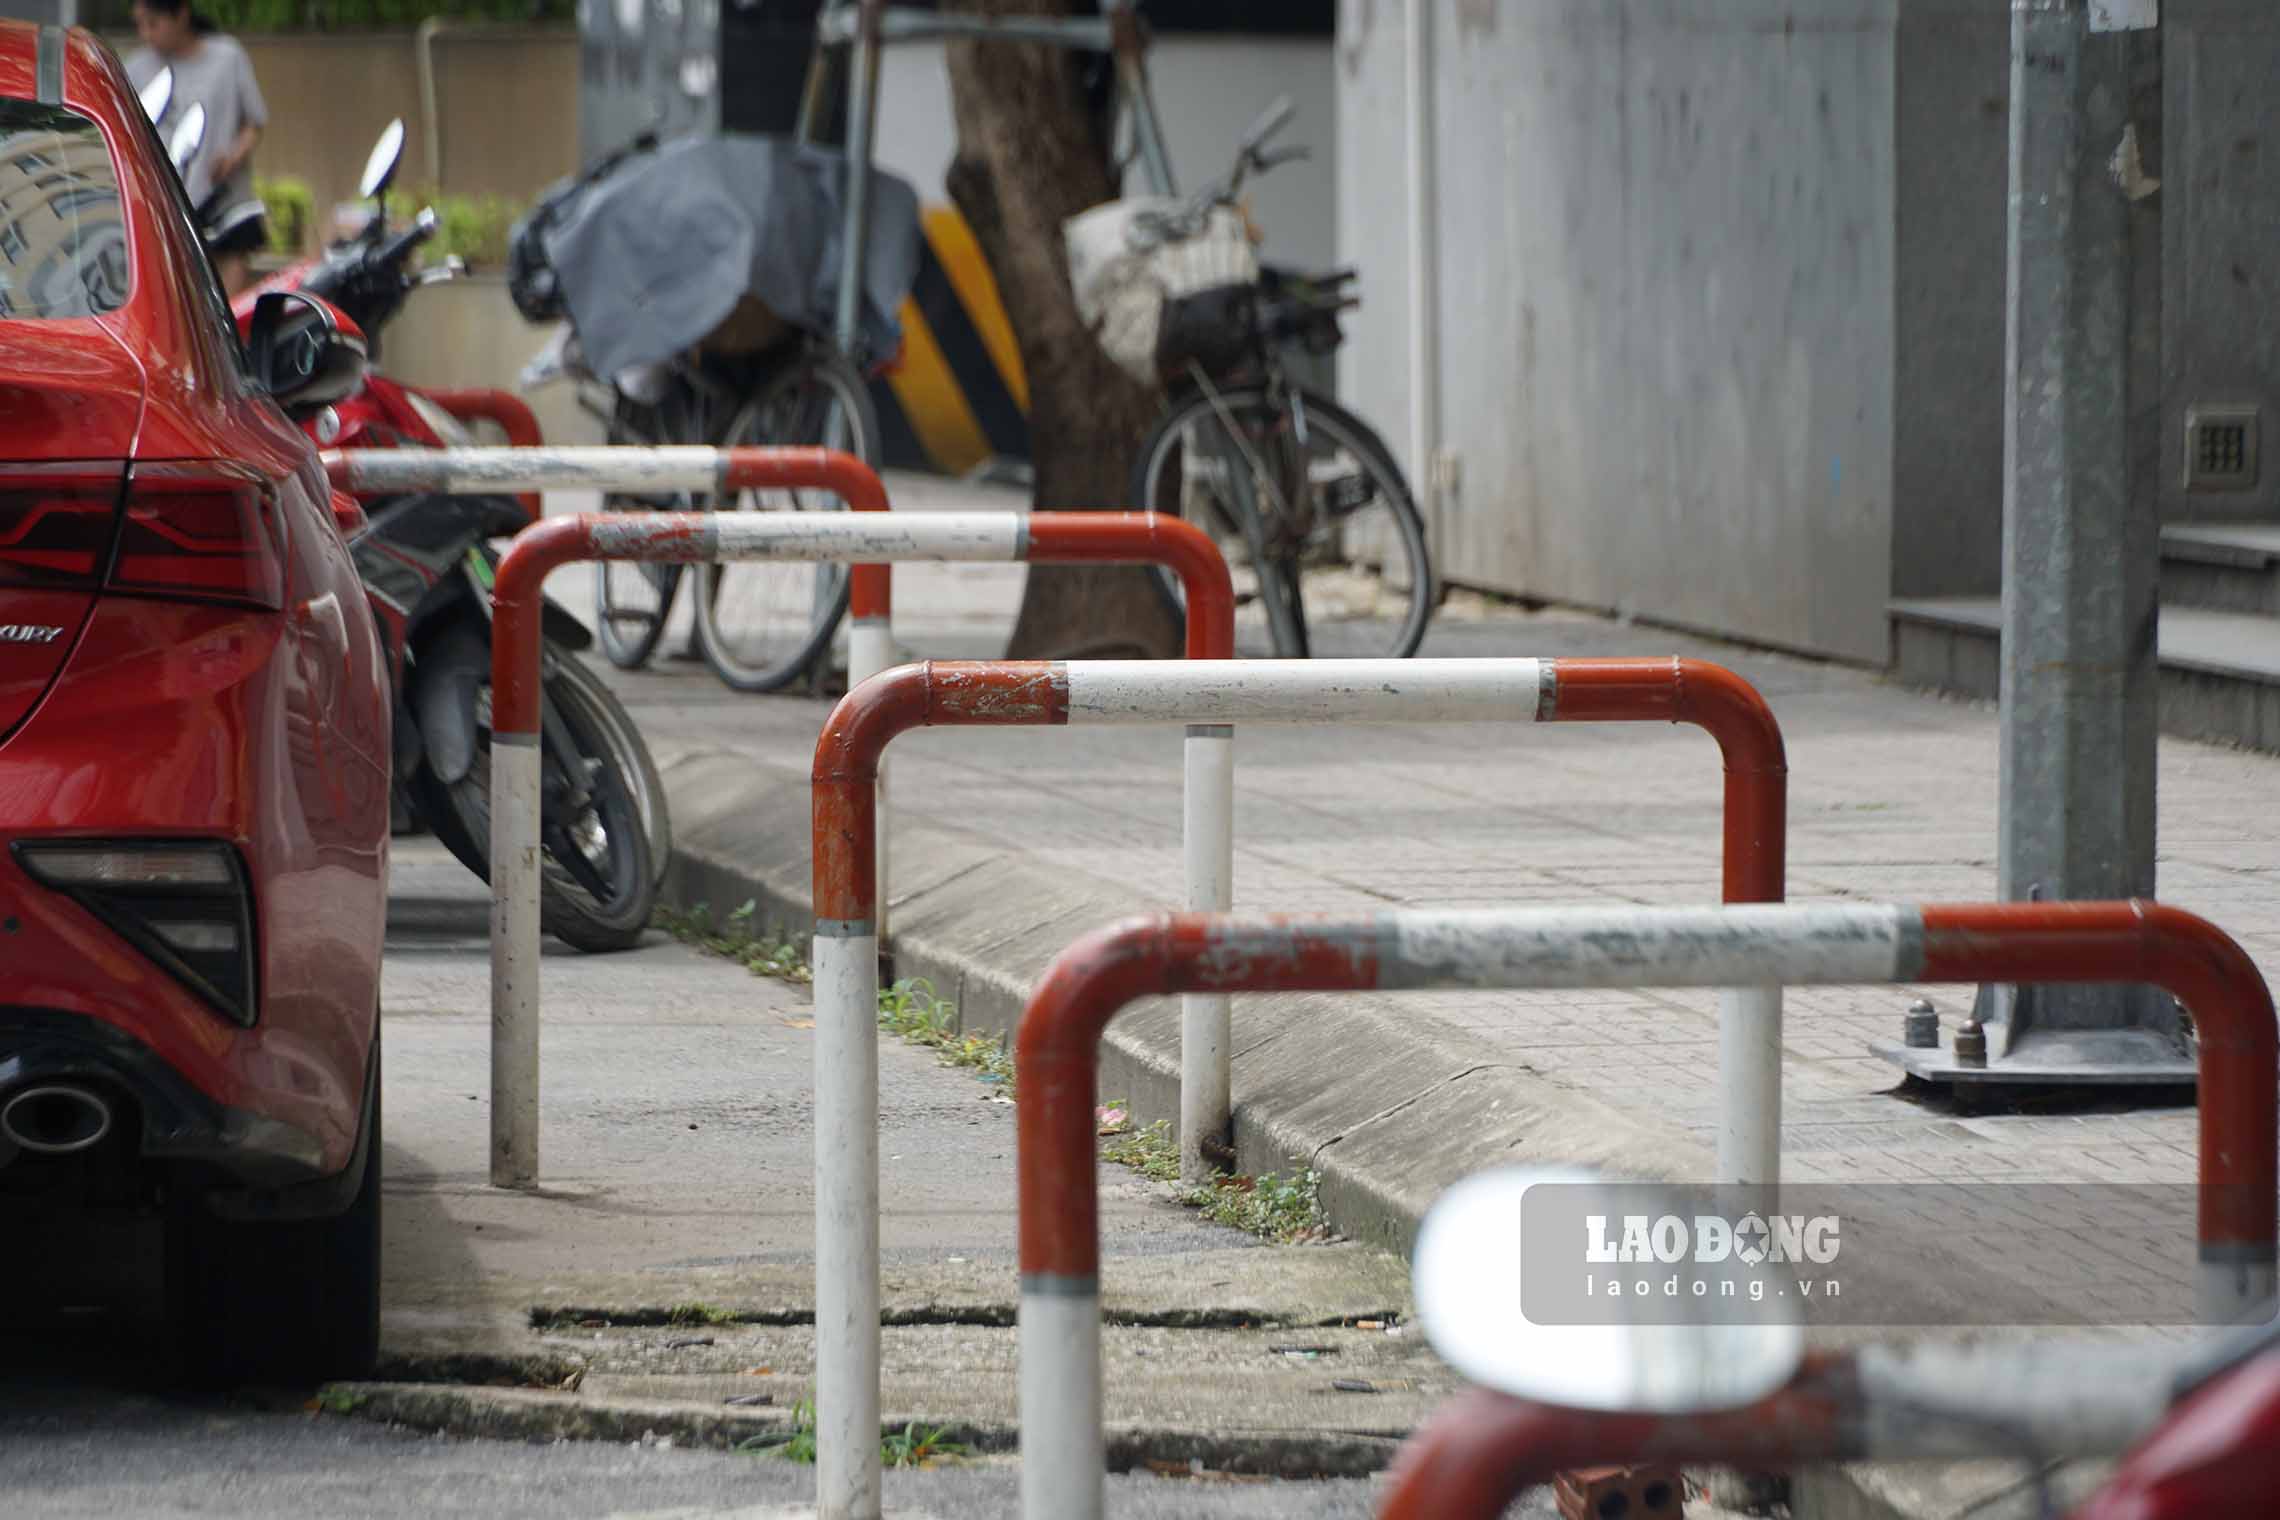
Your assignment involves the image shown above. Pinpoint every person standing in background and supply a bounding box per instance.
[125,0,266,296]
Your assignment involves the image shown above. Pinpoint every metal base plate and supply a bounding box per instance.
[1870,1027,2196,1086]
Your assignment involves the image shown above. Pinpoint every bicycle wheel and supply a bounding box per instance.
[690,346,875,692]
[592,395,685,671]
[1130,383,1436,659]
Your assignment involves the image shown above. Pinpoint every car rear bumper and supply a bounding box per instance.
[0,1007,330,1192]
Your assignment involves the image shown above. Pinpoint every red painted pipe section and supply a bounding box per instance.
[812,663,1070,924]
[1377,1370,1859,1520]
[1024,512,1235,661]
[716,448,893,620]
[1014,915,1379,1282]
[490,515,618,739]
[1918,900,2279,1269]
[1547,658,1787,905]
[420,387,545,517]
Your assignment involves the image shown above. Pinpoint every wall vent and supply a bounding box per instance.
[2184,404,2260,492]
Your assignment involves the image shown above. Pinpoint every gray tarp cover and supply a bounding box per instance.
[540,134,921,379]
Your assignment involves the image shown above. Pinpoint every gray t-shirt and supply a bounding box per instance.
[126,35,266,214]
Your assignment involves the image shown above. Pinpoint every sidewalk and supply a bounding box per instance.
[371,837,1439,1507]
[540,474,2279,1515]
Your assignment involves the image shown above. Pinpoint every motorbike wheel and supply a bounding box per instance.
[548,651,672,888]
[411,645,657,953]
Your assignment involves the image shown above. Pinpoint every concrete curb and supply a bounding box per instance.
[328,1380,1405,1478]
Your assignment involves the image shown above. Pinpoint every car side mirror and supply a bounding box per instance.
[166,101,205,177]
[139,66,173,124]
[1412,1166,1806,1414]
[359,118,406,204]
[246,292,367,413]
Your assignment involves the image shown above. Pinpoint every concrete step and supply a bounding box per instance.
[2160,522,2280,615]
[1888,596,2280,751]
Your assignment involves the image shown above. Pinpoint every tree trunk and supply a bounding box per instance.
[942,0,1182,660]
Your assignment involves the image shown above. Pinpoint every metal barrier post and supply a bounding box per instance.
[1015,900,2278,1520]
[809,655,1789,1510]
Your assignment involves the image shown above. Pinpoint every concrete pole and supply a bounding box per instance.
[1983,0,2172,1069]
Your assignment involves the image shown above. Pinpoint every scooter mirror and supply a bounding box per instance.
[139,67,172,124]
[1237,95,1294,157]
[359,119,407,202]
[1412,1167,1807,1415]
[166,102,206,177]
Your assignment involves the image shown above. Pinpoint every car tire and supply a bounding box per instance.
[169,1035,382,1385]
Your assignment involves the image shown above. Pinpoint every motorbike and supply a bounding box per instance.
[226,120,668,953]
[1384,1166,2280,1518]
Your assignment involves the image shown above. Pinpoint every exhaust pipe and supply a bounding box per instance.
[1,1085,115,1155]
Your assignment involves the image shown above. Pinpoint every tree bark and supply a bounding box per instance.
[942,0,1182,660]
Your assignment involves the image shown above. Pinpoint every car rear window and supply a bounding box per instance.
[0,98,129,319]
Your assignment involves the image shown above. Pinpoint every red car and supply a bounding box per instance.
[1,22,388,1379]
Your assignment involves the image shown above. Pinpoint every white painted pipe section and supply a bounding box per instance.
[580,511,1023,564]
[849,618,897,939]
[2203,1258,2280,1326]
[1377,904,1912,990]
[1181,726,1236,1181]
[813,924,882,1520]
[337,445,727,494]
[1720,985,1783,1187]
[489,737,543,1187]
[1065,658,1548,725]
[706,511,1021,561]
[1019,1287,1105,1520]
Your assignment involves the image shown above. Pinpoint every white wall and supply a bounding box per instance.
[1339,0,1899,664]
[871,34,1337,276]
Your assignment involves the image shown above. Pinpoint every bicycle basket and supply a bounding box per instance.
[1065,197,1258,388]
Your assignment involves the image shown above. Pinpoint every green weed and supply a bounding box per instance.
[657,902,813,986]
[736,1400,961,1467]
[664,1301,739,1328]
[881,1421,969,1468]
[1100,1117,1180,1183]
[739,1397,817,1463]
[1098,1117,1328,1243]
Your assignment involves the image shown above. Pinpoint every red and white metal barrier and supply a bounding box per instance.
[417,485,1235,1193]
[1376,1339,2201,1520]
[322,444,1232,937]
[1013,900,2278,1520]
[808,656,1787,1519]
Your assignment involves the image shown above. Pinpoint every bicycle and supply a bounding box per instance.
[1098,99,1436,659]
[512,131,886,693]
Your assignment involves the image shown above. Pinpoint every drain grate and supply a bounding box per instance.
[2184,404,2260,492]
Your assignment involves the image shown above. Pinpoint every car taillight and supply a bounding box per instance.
[12,840,259,1027]
[0,464,124,589]
[110,462,285,610]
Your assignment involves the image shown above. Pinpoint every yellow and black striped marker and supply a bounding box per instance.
[870,205,1031,475]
